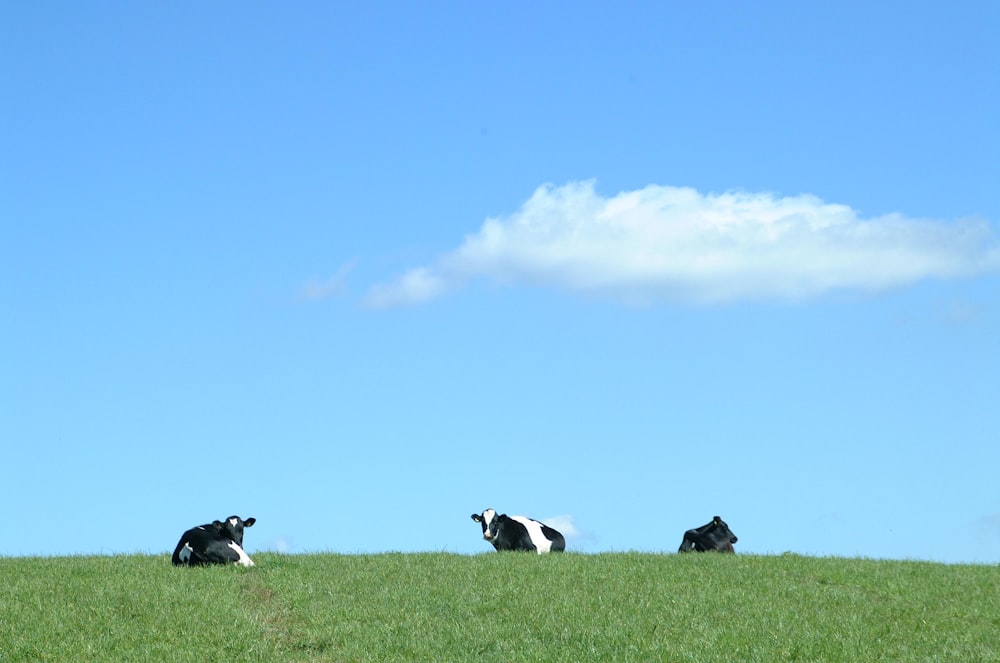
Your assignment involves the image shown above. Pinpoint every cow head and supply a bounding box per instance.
[211,515,256,546]
[708,516,737,548]
[471,508,502,542]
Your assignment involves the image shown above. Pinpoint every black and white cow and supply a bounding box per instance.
[677,515,737,553]
[471,508,566,553]
[172,515,257,566]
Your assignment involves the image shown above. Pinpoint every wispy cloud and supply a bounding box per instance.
[364,181,999,307]
[976,513,1000,539]
[301,259,358,301]
[365,267,448,308]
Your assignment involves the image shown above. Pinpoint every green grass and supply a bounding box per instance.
[1,553,997,662]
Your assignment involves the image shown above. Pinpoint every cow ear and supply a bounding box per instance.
[211,520,225,531]
[471,514,482,522]
[713,516,722,524]
[243,518,256,528]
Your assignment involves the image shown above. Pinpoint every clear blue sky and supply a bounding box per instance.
[3,2,998,563]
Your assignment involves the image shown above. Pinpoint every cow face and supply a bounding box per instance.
[212,516,256,547]
[710,516,737,546]
[471,509,499,541]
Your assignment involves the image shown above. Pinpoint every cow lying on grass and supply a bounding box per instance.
[172,515,256,566]
[471,508,566,553]
[678,516,737,553]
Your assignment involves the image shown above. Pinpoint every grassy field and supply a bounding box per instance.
[1,552,997,662]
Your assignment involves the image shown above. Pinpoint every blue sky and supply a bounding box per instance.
[3,2,998,563]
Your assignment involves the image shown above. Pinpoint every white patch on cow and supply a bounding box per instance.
[510,516,553,554]
[228,517,239,527]
[481,508,497,540]
[228,541,255,567]
[179,542,194,563]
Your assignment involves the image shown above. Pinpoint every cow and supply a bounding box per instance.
[678,515,737,553]
[471,508,566,553]
[172,515,257,567]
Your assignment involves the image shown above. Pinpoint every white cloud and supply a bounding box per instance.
[542,514,595,545]
[267,536,294,553]
[364,181,999,307]
[542,514,580,538]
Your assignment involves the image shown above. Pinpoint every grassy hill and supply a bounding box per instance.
[1,552,997,662]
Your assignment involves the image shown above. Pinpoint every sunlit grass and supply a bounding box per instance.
[1,552,996,661]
